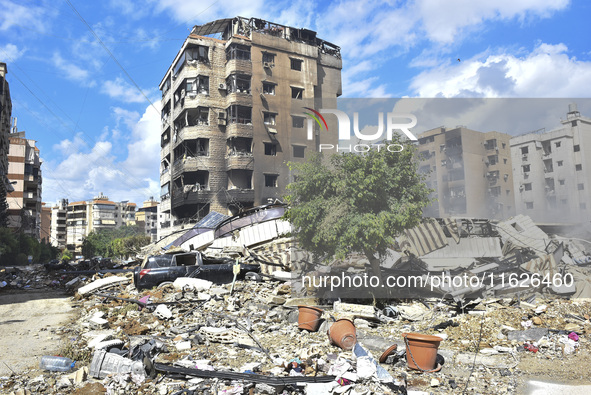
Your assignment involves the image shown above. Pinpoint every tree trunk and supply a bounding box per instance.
[364,249,383,282]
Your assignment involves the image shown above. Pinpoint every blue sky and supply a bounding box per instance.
[1,0,590,205]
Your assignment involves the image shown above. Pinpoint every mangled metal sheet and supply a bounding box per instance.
[422,237,502,259]
[520,254,558,277]
[495,215,550,253]
[396,218,448,257]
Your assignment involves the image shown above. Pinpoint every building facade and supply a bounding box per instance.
[51,198,68,249]
[136,197,159,243]
[158,17,342,239]
[418,126,515,219]
[1,63,12,224]
[66,193,137,253]
[40,203,51,243]
[511,104,591,223]
[6,130,42,239]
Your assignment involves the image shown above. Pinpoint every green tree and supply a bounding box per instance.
[81,225,146,259]
[61,249,73,262]
[284,138,433,277]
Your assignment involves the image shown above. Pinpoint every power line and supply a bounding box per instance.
[64,0,159,115]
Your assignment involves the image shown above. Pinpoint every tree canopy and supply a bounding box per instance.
[81,225,150,259]
[284,137,433,275]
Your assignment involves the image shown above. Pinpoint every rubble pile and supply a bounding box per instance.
[2,214,591,394]
[2,269,591,394]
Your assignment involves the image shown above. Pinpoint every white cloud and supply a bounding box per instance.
[416,0,570,44]
[410,43,591,97]
[43,104,161,205]
[0,0,51,32]
[51,52,95,87]
[101,77,151,103]
[0,43,26,61]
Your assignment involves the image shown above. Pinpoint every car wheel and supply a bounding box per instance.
[157,281,174,290]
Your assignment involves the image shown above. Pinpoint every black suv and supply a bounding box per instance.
[133,251,260,290]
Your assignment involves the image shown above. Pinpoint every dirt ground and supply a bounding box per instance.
[0,291,75,376]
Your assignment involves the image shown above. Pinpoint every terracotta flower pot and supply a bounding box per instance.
[297,306,323,331]
[327,319,357,350]
[401,332,442,372]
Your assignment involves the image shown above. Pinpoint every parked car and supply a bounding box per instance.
[133,251,260,290]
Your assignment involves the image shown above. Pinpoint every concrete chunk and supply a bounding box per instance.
[173,277,212,291]
[77,276,130,296]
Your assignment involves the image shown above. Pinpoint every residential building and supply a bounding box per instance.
[158,17,342,239]
[51,198,68,250]
[136,197,159,243]
[66,193,137,253]
[40,203,51,243]
[6,130,42,239]
[1,62,12,223]
[510,104,591,223]
[417,126,515,219]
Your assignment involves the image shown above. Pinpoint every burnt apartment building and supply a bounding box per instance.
[1,63,12,223]
[418,126,515,219]
[158,17,342,239]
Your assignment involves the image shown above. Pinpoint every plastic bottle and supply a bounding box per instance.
[39,356,75,372]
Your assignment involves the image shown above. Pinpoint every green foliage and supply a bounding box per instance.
[61,249,73,262]
[81,225,150,259]
[0,228,59,265]
[284,137,433,270]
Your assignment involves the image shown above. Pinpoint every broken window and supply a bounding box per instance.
[262,52,275,66]
[227,105,252,124]
[162,79,170,96]
[175,108,209,131]
[290,58,303,71]
[228,169,252,189]
[265,174,278,187]
[262,82,276,95]
[161,129,170,147]
[293,145,305,158]
[291,87,304,99]
[176,171,209,191]
[226,44,251,61]
[557,160,563,166]
[521,146,529,155]
[174,45,208,76]
[227,137,253,156]
[524,183,532,191]
[183,138,209,157]
[559,179,565,185]
[264,142,277,156]
[576,164,583,171]
[555,141,561,148]
[263,112,276,125]
[292,115,305,128]
[160,182,170,200]
[226,74,251,94]
[522,164,530,173]
[186,76,209,95]
[484,139,497,150]
[574,144,580,152]
[487,155,498,165]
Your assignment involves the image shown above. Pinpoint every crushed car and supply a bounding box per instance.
[133,251,260,290]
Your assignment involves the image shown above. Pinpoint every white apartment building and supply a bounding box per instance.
[511,104,591,223]
[50,198,68,249]
[66,193,137,253]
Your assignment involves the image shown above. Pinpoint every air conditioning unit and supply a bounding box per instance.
[218,119,227,126]
[218,111,226,119]
[219,83,227,90]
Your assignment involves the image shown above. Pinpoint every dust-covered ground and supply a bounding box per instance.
[0,291,76,376]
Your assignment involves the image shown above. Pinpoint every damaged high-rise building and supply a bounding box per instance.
[418,126,516,219]
[158,17,342,239]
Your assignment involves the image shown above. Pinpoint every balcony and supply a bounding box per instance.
[227,154,254,171]
[171,189,214,208]
[225,59,252,76]
[226,188,254,202]
[226,122,254,138]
